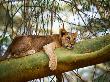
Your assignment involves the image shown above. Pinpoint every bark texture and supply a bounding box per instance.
[0,35,110,82]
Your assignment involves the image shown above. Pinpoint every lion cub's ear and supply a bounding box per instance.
[72,32,77,37]
[59,23,67,37]
[59,28,67,37]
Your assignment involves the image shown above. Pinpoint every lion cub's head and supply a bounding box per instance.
[60,28,77,49]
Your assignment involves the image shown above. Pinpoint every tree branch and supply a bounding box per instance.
[0,35,110,82]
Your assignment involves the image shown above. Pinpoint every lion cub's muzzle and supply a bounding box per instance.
[63,43,75,49]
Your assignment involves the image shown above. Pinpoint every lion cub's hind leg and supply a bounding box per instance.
[13,50,36,58]
[20,50,36,57]
[43,42,58,70]
[26,50,36,55]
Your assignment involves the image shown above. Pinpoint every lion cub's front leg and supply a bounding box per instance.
[43,42,58,70]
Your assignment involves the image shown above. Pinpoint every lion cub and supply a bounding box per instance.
[2,27,77,70]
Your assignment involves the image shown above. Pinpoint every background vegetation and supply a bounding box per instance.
[0,0,110,82]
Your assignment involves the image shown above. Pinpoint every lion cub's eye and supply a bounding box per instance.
[74,38,76,40]
[66,37,70,41]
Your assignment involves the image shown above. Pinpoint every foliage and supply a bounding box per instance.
[0,0,110,82]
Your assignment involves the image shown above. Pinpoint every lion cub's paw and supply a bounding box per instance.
[49,57,57,70]
[27,50,36,55]
[43,42,57,70]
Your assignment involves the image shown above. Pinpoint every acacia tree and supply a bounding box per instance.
[0,0,110,82]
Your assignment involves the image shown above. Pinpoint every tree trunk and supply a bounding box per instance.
[0,35,110,82]
[56,74,63,82]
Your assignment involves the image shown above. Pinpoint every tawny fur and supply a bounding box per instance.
[2,28,77,70]
[5,35,61,57]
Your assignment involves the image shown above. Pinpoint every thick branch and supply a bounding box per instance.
[0,35,110,82]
